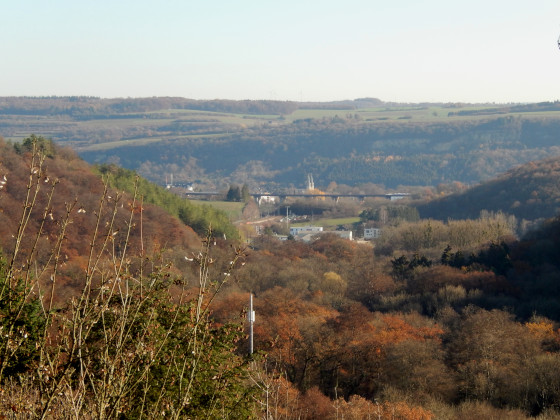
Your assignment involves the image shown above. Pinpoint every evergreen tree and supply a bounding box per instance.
[226,184,242,202]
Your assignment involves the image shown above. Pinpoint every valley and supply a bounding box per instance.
[2,103,560,418]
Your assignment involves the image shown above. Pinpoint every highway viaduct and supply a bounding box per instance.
[182,191,409,203]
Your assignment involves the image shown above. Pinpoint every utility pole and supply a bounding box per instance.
[286,206,290,232]
[248,293,255,355]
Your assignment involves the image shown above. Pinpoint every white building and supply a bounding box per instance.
[288,226,354,243]
[290,226,323,236]
[364,228,381,240]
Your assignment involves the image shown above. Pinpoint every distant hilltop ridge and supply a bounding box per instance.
[0,96,383,116]
[0,96,549,116]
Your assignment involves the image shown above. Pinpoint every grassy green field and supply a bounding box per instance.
[78,133,228,151]
[193,200,245,221]
[286,105,507,123]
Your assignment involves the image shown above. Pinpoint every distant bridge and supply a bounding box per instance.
[182,191,410,203]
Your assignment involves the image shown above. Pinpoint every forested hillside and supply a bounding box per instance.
[76,112,560,189]
[0,136,236,300]
[213,214,560,418]
[94,163,239,239]
[416,156,560,223]
[2,97,560,190]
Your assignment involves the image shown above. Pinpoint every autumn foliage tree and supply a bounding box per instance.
[0,137,257,418]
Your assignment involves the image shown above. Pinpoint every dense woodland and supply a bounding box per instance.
[1,137,560,418]
[416,155,560,222]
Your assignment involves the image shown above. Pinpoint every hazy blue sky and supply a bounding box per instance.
[2,0,560,103]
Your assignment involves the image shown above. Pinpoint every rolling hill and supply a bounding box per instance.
[2,97,560,190]
[0,136,238,302]
[416,155,560,223]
